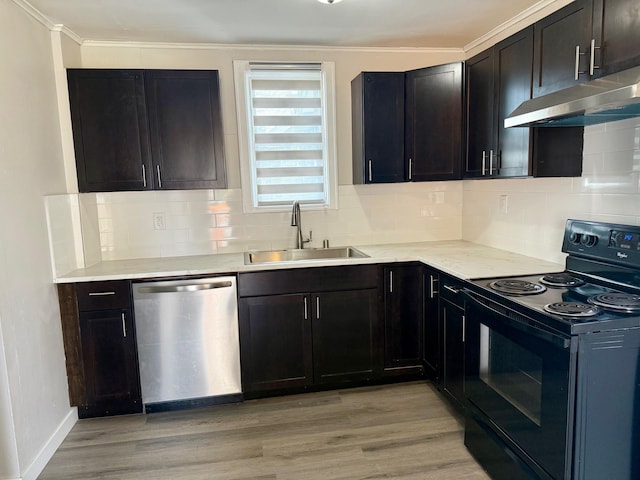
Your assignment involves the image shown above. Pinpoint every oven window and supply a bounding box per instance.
[479,324,542,426]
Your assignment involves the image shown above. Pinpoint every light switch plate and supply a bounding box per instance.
[499,195,508,214]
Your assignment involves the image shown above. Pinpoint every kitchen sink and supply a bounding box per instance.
[244,246,369,265]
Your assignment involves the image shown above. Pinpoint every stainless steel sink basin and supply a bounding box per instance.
[244,247,369,265]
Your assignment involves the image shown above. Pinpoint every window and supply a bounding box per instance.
[234,61,337,212]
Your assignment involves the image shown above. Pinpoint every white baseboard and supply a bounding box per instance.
[20,408,77,480]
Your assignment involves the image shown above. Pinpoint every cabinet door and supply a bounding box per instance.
[67,69,152,192]
[79,309,142,417]
[145,70,227,190]
[465,50,495,178]
[351,72,406,184]
[592,0,640,76]
[405,63,463,181]
[441,300,465,411]
[532,0,594,97]
[312,289,379,384]
[494,27,533,178]
[423,268,439,382]
[238,294,313,393]
[383,265,423,373]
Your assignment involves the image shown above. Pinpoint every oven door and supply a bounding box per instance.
[463,289,575,480]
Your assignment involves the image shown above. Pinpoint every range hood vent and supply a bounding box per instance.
[505,65,640,127]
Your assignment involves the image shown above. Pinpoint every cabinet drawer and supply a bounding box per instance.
[439,275,465,307]
[239,265,378,297]
[76,281,132,311]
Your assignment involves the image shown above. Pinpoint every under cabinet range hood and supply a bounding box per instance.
[505,65,640,127]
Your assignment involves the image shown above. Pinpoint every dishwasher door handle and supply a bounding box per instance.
[137,281,233,294]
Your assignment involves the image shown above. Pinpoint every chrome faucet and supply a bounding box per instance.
[291,200,311,249]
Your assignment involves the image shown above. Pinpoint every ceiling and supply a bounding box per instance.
[25,0,546,48]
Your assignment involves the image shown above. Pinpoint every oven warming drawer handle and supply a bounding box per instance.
[462,289,571,350]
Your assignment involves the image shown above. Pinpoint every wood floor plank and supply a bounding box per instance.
[39,382,490,480]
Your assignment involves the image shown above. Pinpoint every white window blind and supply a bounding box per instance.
[235,62,337,211]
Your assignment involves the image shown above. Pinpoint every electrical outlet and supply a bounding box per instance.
[499,195,509,214]
[153,212,166,230]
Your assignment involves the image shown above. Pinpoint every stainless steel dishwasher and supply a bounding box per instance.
[132,276,242,412]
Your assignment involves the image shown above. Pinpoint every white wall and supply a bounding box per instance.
[462,117,640,264]
[0,1,76,478]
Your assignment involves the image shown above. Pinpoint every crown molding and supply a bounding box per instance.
[81,39,464,55]
[463,0,566,53]
[50,24,83,44]
[12,0,83,44]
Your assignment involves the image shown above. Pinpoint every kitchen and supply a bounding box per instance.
[1,0,640,479]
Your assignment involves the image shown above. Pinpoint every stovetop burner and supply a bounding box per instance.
[544,302,601,317]
[489,279,547,295]
[540,273,585,288]
[587,293,640,314]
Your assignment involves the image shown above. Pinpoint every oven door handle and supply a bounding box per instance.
[462,289,571,350]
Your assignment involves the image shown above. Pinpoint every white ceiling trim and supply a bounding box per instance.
[463,0,567,53]
[50,24,83,45]
[81,39,464,54]
[12,0,83,44]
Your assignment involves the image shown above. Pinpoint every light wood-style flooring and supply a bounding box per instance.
[39,382,490,479]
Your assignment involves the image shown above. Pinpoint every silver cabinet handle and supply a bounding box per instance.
[156,165,162,189]
[138,281,232,293]
[368,160,372,182]
[462,315,466,343]
[142,164,147,188]
[121,312,127,338]
[443,284,461,294]
[482,150,486,176]
[408,158,412,180]
[88,291,116,296]
[574,45,581,80]
[389,271,393,293]
[589,38,600,76]
[304,297,308,320]
[316,296,320,319]
[489,150,494,176]
[429,275,438,299]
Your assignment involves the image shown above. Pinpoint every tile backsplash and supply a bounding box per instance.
[48,182,462,272]
[462,117,640,264]
[47,117,640,274]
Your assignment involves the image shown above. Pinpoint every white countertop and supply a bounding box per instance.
[54,240,564,283]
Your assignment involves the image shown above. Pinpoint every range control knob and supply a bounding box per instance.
[569,232,581,245]
[580,234,598,247]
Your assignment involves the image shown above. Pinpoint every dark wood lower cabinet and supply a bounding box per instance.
[439,275,466,411]
[383,264,423,375]
[237,266,381,396]
[79,308,142,418]
[58,281,142,419]
[423,268,440,381]
[313,289,378,384]
[238,294,313,393]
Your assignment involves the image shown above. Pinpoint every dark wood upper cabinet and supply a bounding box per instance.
[145,70,226,190]
[405,63,463,181]
[465,50,495,177]
[494,28,534,178]
[351,72,406,184]
[67,69,226,193]
[466,27,584,179]
[466,28,534,178]
[532,0,594,97]
[67,70,152,192]
[592,0,640,76]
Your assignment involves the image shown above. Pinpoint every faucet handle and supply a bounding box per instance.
[303,230,313,245]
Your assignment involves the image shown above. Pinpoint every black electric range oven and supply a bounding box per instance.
[462,220,640,480]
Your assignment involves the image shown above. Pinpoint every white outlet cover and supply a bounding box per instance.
[499,195,508,214]
[153,212,166,230]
